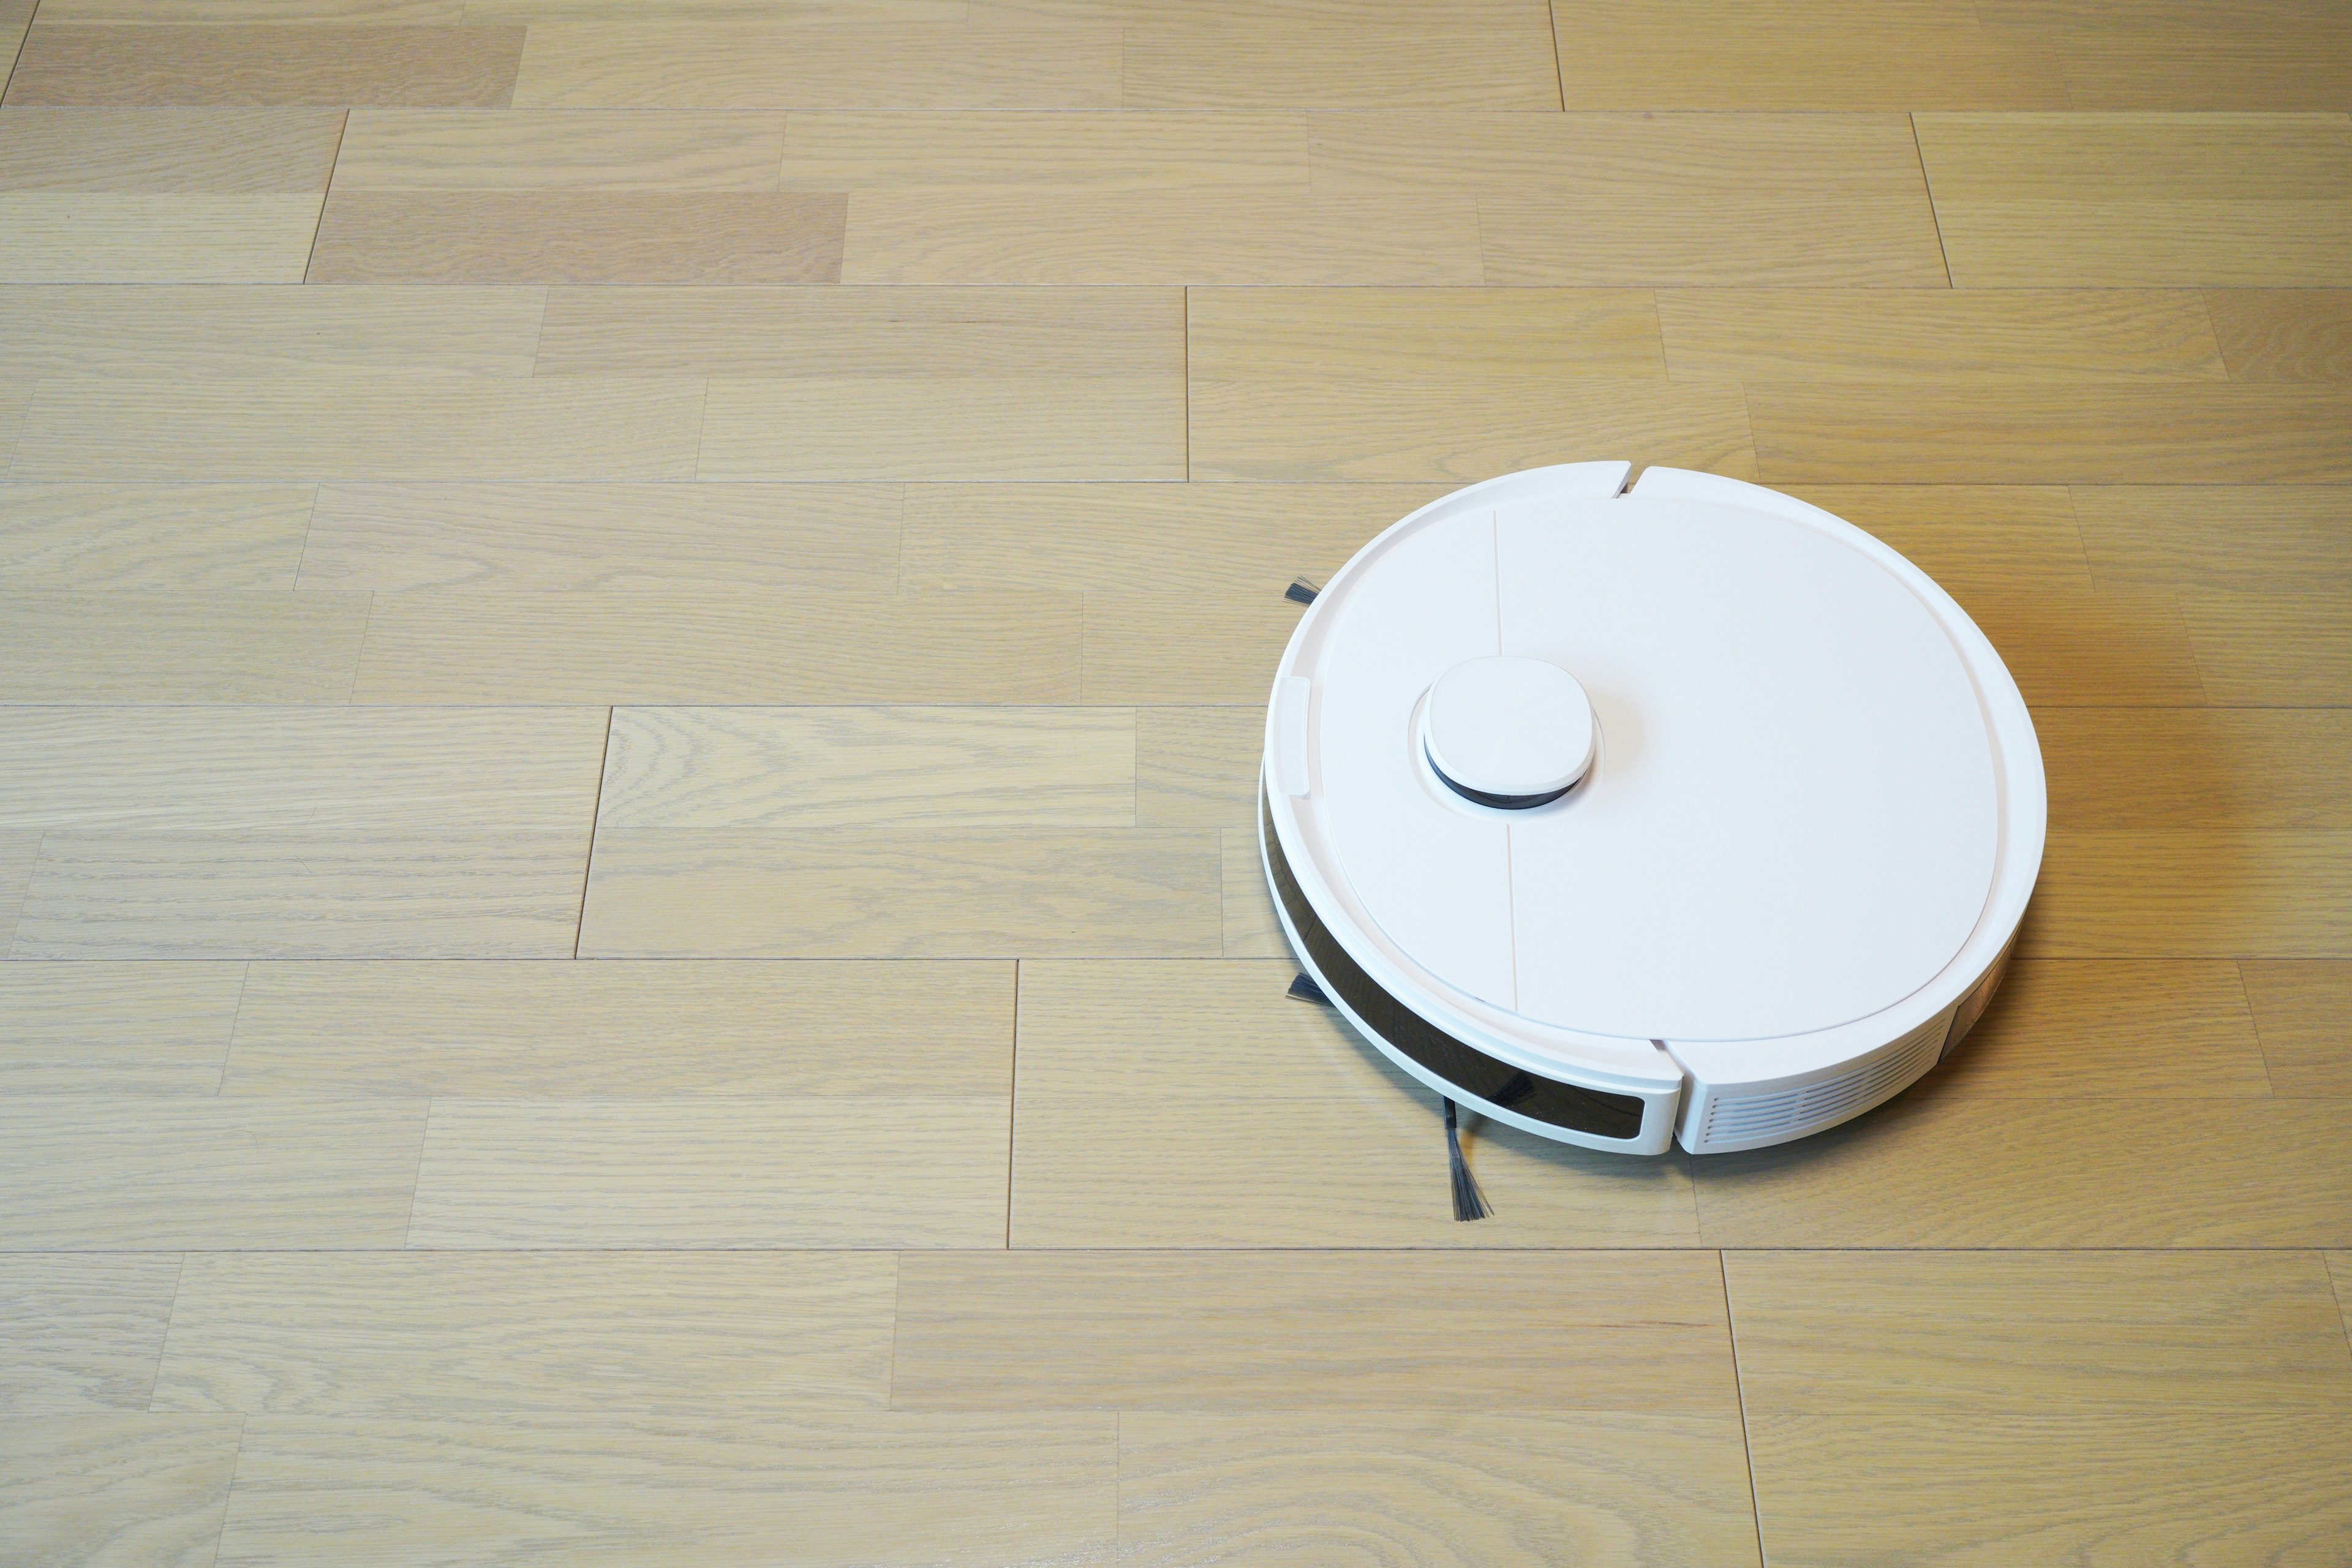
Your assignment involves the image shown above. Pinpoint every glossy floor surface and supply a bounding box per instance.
[3,2,2351,1564]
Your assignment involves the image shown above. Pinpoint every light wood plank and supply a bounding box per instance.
[0,285,544,378]
[1950,959,2272,1099]
[1012,960,1703,1248]
[1693,1088,2352,1246]
[308,190,846,282]
[510,22,1118,108]
[1752,382,2352,485]
[0,106,343,188]
[43,0,464,19]
[2,0,29,75]
[1078,587,1340,704]
[352,589,1078,702]
[1660,288,2226,382]
[899,481,1447,594]
[333,107,785,187]
[2332,1253,2352,1341]
[5,22,527,105]
[0,486,314,588]
[0,376,26,467]
[1118,1412,1757,1568]
[2241,960,2352,1096]
[2207,290,2352,381]
[1780,484,2094,597]
[578,828,1219,957]
[1999,0,2352,112]
[893,1251,1737,1412]
[222,959,1012,1097]
[0,1256,180,1413]
[1312,112,1947,287]
[1136,706,1261,827]
[0,1418,241,1568]
[2182,589,2352,704]
[699,375,1182,480]
[404,1098,1008,1246]
[597,706,1134,830]
[1191,286,1667,377]
[839,187,1484,285]
[1726,1251,2352,1414]
[0,706,607,832]
[2040,707,2352,829]
[2031,829,2352,958]
[470,0,966,18]
[300,482,900,590]
[2073,484,2352,593]
[1951,587,2206,707]
[0,832,38,951]
[1914,111,2352,287]
[0,962,245,1093]
[778,109,1306,191]
[1550,0,2066,110]
[10,377,706,480]
[0,192,324,281]
[214,1414,1117,1564]
[151,1253,894,1414]
[1219,823,1286,958]
[0,1096,425,1247]
[1118,9,1559,110]
[0,591,369,703]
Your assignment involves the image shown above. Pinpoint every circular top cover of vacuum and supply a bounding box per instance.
[1267,464,2019,1053]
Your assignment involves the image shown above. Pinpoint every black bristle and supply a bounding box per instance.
[1443,1098,1492,1222]
[1285,578,1320,605]
[1286,972,1330,1005]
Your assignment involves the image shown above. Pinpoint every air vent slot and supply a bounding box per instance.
[1698,1009,1953,1152]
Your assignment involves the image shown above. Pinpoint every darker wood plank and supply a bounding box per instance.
[4,24,525,107]
[2206,289,2352,382]
[307,190,845,283]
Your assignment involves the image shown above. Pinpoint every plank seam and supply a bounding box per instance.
[1719,1252,1771,1568]
[301,111,352,286]
[1909,113,1956,291]
[574,705,614,959]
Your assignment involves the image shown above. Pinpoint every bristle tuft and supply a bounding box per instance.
[1443,1098,1493,1222]
[1285,578,1320,605]
[1287,972,1330,1005]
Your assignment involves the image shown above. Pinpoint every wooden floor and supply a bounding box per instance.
[2,2,2351,1563]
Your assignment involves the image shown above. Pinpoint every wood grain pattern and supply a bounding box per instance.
[0,486,314,587]
[778,109,1306,192]
[309,190,846,282]
[404,1098,1010,1246]
[1312,112,1948,287]
[10,377,706,480]
[300,481,900,591]
[0,106,343,188]
[1659,288,2226,382]
[2030,830,2352,957]
[43,0,465,20]
[892,1251,1738,1412]
[1995,0,2352,112]
[2206,290,2352,381]
[5,23,527,105]
[222,959,1012,1097]
[597,706,1134,830]
[1950,959,2272,1098]
[0,1095,426,1247]
[1079,588,1343,704]
[0,284,543,378]
[578,827,1219,957]
[0,1417,243,1568]
[352,589,1079,702]
[1118,8,1559,110]
[2240,960,2352,1096]
[699,375,1183,480]
[151,1252,895,1413]
[1011,960,1703,1248]
[1913,111,2352,287]
[214,1414,1118,1564]
[0,192,324,281]
[0,1256,181,1413]
[0,832,37,951]
[2038,707,2352,829]
[1219,824,1286,958]
[1778,484,2094,596]
[1135,706,1262,827]
[1117,1412,1760,1568]
[2182,589,2352,704]
[0,591,369,702]
[1956,587,2209,707]
[0,962,245,1093]
[333,107,785,187]
[2072,484,2352,593]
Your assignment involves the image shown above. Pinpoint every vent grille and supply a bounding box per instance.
[1699,1009,1953,1150]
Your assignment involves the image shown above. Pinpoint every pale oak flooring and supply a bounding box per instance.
[2,2,2351,1564]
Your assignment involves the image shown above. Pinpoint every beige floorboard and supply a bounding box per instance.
[0,284,544,378]
[2039,707,2352,829]
[403,1096,1009,1246]
[0,1256,181,1414]
[309,189,848,284]
[1116,1412,1761,1568]
[9,376,706,481]
[0,191,325,281]
[1012,960,1703,1248]
[331,106,786,187]
[0,1417,243,1568]
[222,959,1012,1097]
[1952,959,2272,1099]
[579,827,1219,957]
[509,21,1119,108]
[1693,1086,2352,1246]
[1956,587,2208,707]
[2182,589,2352,704]
[2073,484,2352,593]
[892,1251,1738,1412]
[2,22,527,106]
[1778,484,2094,596]
[43,0,467,23]
[2004,0,2352,111]
[1659,288,2226,382]
[1135,706,1262,827]
[1218,824,1286,958]
[0,105,344,187]
[2206,290,2352,381]
[300,482,902,590]
[1311,112,1948,287]
[213,1413,1118,1565]
[0,486,315,588]
[151,1252,895,1414]
[2241,960,2352,1096]
[0,1095,426,1248]
[597,706,1134,831]
[0,962,246,1093]
[0,591,369,703]
[352,589,1078,703]
[0,832,37,951]
[778,109,1306,192]
[2030,829,2352,958]
[1913,111,2352,287]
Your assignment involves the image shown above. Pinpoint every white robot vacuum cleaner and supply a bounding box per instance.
[1261,462,2043,1163]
